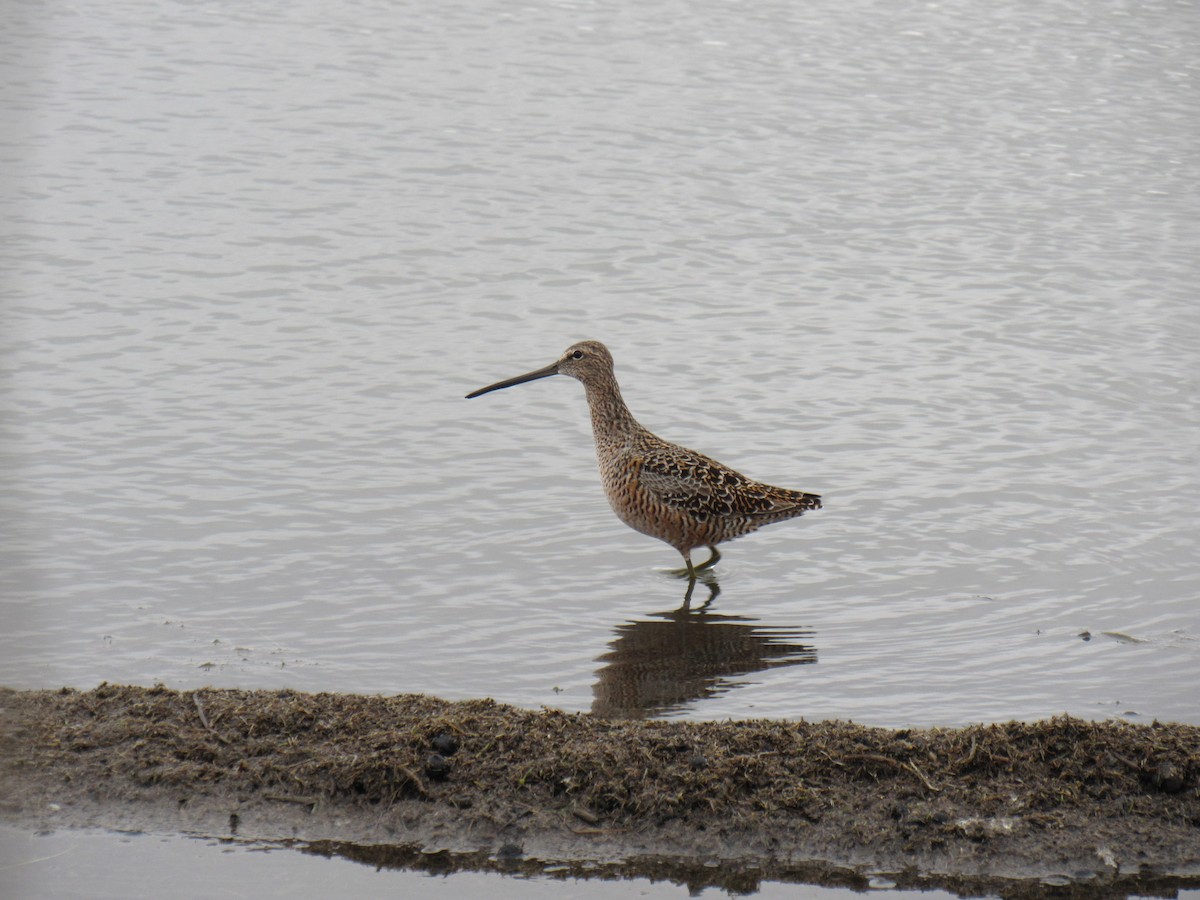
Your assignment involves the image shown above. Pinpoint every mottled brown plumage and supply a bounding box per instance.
[466,340,821,579]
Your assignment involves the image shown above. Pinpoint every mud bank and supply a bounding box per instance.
[2,685,1198,897]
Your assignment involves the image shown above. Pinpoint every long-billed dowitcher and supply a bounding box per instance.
[466,341,821,583]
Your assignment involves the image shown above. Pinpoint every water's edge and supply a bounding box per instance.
[3,685,1197,898]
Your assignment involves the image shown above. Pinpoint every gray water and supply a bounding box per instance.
[2,825,969,900]
[1,0,1198,892]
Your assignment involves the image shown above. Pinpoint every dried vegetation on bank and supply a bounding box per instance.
[2,684,1198,894]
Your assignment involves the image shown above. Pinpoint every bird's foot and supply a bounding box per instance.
[670,546,721,578]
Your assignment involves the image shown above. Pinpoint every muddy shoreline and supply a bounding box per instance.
[2,685,1198,897]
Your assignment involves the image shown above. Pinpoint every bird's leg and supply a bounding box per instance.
[679,549,698,608]
[694,545,721,572]
[669,549,698,579]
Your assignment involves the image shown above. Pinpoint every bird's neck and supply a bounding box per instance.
[582,376,643,449]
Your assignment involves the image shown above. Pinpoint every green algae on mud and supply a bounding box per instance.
[1,685,1198,897]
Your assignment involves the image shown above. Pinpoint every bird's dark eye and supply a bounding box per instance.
[571,350,584,359]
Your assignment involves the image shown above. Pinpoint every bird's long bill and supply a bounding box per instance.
[465,362,559,399]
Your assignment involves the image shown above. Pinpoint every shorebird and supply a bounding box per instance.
[465,341,821,587]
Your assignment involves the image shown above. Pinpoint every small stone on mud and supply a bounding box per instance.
[425,753,450,781]
[431,733,460,756]
[496,842,523,860]
[1153,761,1186,794]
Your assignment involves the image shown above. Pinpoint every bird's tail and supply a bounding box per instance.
[788,490,822,511]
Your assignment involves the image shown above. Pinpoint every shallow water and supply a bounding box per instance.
[4,826,1195,900]
[2,0,1198,737]
[4,826,962,900]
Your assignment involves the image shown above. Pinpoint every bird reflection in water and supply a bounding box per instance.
[592,606,817,719]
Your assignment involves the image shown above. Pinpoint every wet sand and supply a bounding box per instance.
[1,685,1197,897]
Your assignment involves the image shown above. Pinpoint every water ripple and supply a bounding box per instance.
[1,0,1196,728]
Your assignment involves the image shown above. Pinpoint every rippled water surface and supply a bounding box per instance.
[2,0,1198,741]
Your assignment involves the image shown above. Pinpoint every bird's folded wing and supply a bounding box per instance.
[636,450,779,521]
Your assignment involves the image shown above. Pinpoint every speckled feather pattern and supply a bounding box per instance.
[570,342,821,556]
